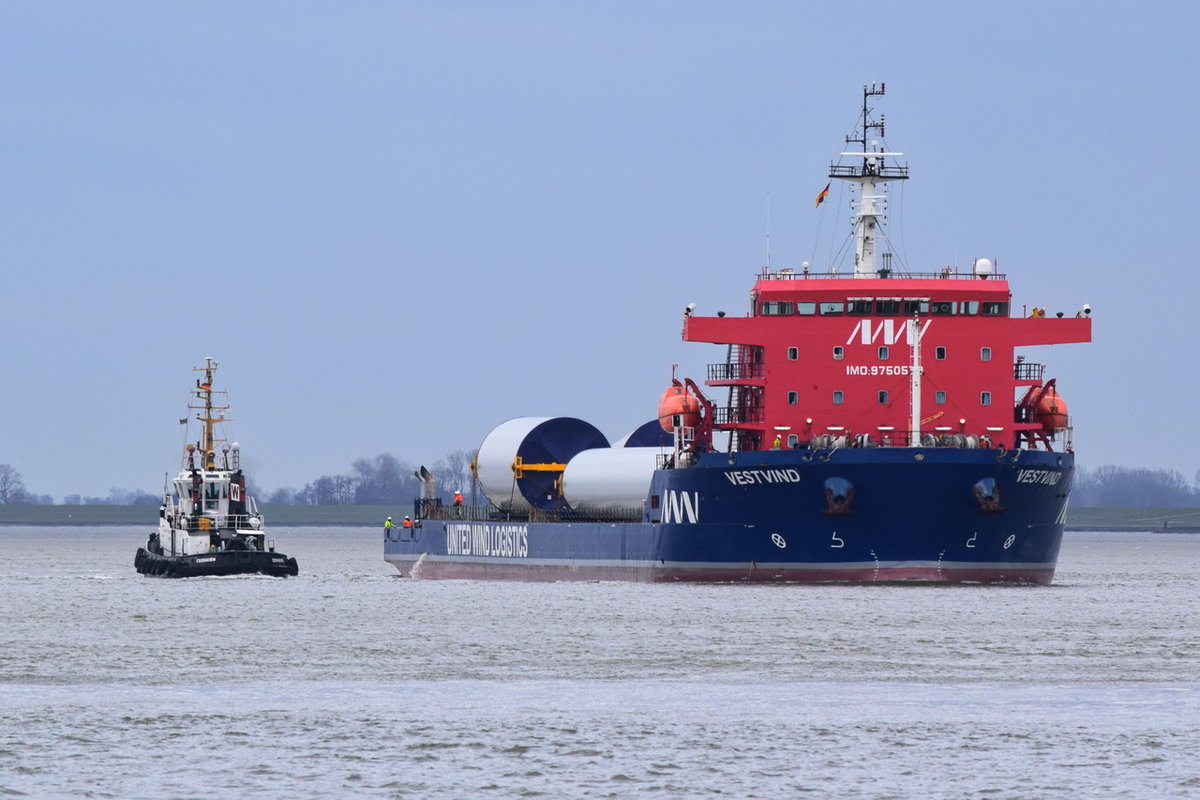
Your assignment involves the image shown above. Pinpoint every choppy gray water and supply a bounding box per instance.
[1,527,1197,798]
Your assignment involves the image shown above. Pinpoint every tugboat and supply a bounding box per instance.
[385,84,1092,584]
[135,358,299,578]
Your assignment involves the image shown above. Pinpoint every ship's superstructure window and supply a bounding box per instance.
[878,346,889,360]
[935,346,947,360]
[981,391,992,405]
[833,391,844,404]
[797,302,816,315]
[980,347,992,361]
[935,390,946,404]
[981,301,1008,316]
[961,301,980,315]
[787,346,799,360]
[903,299,930,315]
[832,346,844,360]
[787,391,798,405]
[820,302,844,315]
[875,298,901,314]
[878,390,889,404]
[848,298,873,315]
[761,301,794,315]
[931,301,956,315]
[787,434,799,448]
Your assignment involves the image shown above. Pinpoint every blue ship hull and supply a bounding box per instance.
[385,448,1073,584]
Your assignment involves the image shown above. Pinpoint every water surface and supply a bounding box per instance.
[1,527,1197,798]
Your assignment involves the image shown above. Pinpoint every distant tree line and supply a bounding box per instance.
[0,452,474,507]
[7,459,1191,509]
[1071,466,1200,507]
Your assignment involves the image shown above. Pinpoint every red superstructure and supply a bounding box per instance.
[682,84,1091,453]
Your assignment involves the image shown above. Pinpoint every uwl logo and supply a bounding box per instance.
[846,319,931,346]
[663,490,699,524]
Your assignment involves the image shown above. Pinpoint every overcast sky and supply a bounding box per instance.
[2,2,1197,500]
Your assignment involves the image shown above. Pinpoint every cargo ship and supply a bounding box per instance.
[386,84,1091,583]
[135,358,299,578]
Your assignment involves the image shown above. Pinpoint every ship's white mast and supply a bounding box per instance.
[908,316,922,444]
[829,83,909,278]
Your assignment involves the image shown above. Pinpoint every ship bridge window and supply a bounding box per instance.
[797,302,816,315]
[847,298,873,315]
[760,301,794,316]
[819,302,844,315]
[903,299,930,315]
[930,301,956,315]
[875,298,902,315]
[981,301,1008,316]
[961,301,980,315]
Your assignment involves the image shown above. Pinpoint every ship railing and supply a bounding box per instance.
[706,362,765,381]
[419,503,488,521]
[827,163,910,180]
[800,431,1067,452]
[1013,361,1045,381]
[418,502,644,524]
[169,513,259,532]
[758,267,1006,281]
[712,407,765,425]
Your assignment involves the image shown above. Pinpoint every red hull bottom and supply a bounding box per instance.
[387,558,1055,585]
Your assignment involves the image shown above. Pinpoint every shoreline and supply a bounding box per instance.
[2,505,1199,532]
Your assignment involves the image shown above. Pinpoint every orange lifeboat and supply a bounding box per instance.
[658,385,701,432]
[1036,386,1069,431]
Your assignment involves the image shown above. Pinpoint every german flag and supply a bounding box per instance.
[814,181,831,208]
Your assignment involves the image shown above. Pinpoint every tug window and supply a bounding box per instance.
[878,346,889,360]
[981,391,993,405]
[796,302,817,315]
[787,346,799,360]
[819,302,845,315]
[832,346,844,360]
[980,347,992,361]
[833,391,844,405]
[935,390,947,404]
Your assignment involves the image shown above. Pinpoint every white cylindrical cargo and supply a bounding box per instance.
[476,417,609,511]
[561,447,662,512]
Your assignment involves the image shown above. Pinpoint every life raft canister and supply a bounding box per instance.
[658,385,701,433]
